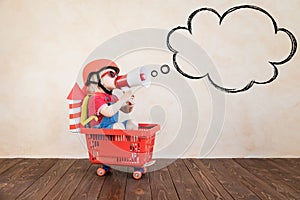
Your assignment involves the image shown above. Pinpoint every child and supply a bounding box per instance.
[82,59,138,130]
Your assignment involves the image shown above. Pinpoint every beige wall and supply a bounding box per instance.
[0,0,299,158]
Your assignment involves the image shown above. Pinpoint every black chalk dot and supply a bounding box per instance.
[160,64,170,74]
[151,70,158,77]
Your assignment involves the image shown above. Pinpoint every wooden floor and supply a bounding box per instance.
[0,158,299,200]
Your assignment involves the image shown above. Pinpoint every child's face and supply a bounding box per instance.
[100,69,118,91]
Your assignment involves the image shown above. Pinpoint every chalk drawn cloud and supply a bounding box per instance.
[167,5,297,93]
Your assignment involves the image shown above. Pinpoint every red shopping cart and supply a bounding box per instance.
[67,62,159,179]
[80,123,160,179]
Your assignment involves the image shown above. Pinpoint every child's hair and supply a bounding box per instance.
[87,72,101,94]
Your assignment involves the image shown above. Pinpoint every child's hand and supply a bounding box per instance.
[127,95,135,106]
[125,95,135,113]
[120,90,133,103]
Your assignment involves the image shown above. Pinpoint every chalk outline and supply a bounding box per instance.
[167,5,297,93]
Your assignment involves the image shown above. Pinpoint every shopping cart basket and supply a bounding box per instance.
[80,123,160,179]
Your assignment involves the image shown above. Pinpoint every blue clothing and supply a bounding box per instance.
[93,112,118,129]
[93,110,128,129]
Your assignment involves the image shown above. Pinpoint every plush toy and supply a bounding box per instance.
[81,59,138,130]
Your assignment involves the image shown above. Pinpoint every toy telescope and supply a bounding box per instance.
[115,67,151,90]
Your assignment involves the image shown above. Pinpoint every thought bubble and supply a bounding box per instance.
[167,5,297,93]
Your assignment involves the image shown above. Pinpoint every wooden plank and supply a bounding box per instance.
[276,158,299,171]
[125,170,151,200]
[17,159,75,200]
[198,159,258,199]
[43,159,91,200]
[0,159,56,199]
[184,159,230,199]
[98,168,127,200]
[203,159,287,200]
[193,159,233,199]
[0,158,23,174]
[267,159,300,192]
[235,158,300,198]
[0,159,31,191]
[70,164,106,200]
[149,162,179,200]
[168,159,207,200]
[0,159,6,167]
[269,158,300,176]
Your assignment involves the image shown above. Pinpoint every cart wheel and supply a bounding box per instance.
[133,171,142,180]
[96,168,106,177]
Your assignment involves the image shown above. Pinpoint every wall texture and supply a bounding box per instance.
[0,0,299,158]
